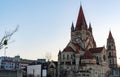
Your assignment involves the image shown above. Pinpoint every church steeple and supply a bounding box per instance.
[107,30,116,50]
[108,30,114,40]
[75,5,88,31]
[106,30,117,68]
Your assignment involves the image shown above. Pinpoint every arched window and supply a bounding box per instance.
[109,52,112,56]
[96,56,99,64]
[67,55,69,60]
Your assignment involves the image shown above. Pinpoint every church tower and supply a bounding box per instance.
[71,5,96,51]
[107,31,117,68]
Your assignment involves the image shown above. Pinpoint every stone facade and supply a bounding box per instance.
[58,5,117,77]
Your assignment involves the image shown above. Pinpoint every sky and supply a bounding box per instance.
[0,0,120,63]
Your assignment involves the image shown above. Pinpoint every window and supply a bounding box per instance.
[67,55,69,60]
[60,62,64,65]
[82,74,85,76]
[96,56,99,64]
[108,46,111,50]
[109,52,112,56]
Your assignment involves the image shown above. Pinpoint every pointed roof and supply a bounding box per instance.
[84,51,93,57]
[63,46,74,52]
[108,31,113,40]
[89,47,104,53]
[81,51,95,59]
[48,60,57,68]
[49,64,55,68]
[75,5,88,30]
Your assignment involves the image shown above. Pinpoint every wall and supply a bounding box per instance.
[27,65,41,77]
[0,70,23,77]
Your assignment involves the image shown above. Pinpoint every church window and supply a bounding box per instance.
[109,52,112,56]
[67,55,69,60]
[72,61,75,65]
[96,56,99,64]
[108,46,111,50]
[111,44,114,46]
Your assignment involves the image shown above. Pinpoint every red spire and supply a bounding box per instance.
[108,31,113,39]
[75,5,88,30]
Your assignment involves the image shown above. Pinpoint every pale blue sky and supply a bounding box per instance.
[0,0,120,63]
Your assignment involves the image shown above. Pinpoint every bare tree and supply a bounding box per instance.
[45,52,52,61]
[0,25,19,49]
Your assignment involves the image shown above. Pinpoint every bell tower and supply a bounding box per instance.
[107,31,117,68]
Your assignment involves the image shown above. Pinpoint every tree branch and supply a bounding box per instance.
[0,25,19,49]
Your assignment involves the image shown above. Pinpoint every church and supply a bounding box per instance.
[58,5,118,77]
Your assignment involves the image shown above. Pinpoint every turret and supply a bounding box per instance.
[106,31,117,68]
[89,22,92,33]
[107,31,116,50]
[71,22,74,32]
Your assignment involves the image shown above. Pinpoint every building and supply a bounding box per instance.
[0,55,35,77]
[0,56,35,70]
[27,65,41,77]
[58,5,118,77]
[47,61,58,77]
